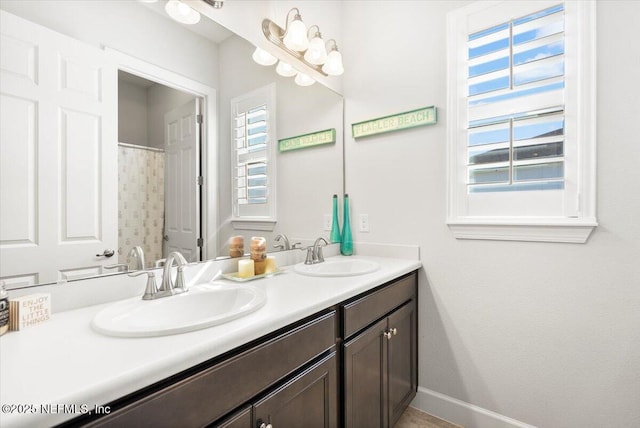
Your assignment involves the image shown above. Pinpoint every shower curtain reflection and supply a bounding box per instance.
[117,143,165,268]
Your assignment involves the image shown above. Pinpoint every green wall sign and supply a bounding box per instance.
[278,128,336,152]
[351,106,437,139]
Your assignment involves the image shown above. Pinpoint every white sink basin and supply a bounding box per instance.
[294,258,380,277]
[91,283,266,338]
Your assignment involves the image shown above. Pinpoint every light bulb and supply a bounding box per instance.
[276,61,297,77]
[165,0,201,25]
[304,35,328,65]
[178,2,190,15]
[283,16,309,51]
[252,47,277,66]
[322,49,344,76]
[295,72,315,86]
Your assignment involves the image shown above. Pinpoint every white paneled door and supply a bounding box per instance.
[163,99,200,262]
[0,11,117,287]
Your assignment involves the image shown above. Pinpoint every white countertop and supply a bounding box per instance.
[0,254,421,427]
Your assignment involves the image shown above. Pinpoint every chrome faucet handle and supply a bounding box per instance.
[304,247,315,265]
[291,242,302,249]
[174,266,187,292]
[129,270,158,300]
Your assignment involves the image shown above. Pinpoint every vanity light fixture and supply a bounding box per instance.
[322,39,344,76]
[275,61,297,77]
[252,47,277,66]
[294,72,315,87]
[282,8,309,52]
[165,0,201,25]
[303,25,328,65]
[253,7,344,86]
[202,0,224,8]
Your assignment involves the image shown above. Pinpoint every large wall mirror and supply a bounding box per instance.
[0,0,344,289]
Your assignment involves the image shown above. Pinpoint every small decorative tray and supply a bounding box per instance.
[221,268,284,282]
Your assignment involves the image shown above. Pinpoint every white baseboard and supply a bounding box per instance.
[411,387,537,428]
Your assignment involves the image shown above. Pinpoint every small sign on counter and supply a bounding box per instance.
[9,293,51,331]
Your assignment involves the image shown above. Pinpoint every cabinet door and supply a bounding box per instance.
[387,301,417,427]
[254,352,337,428]
[213,406,252,428]
[343,318,388,428]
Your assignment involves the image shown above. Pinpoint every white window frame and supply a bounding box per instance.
[446,0,597,243]
[230,83,277,231]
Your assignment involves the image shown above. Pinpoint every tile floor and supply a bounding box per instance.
[395,406,462,428]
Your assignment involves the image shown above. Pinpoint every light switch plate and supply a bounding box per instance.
[324,214,332,231]
[359,214,370,232]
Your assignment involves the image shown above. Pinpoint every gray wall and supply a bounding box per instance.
[342,1,640,427]
[118,80,149,146]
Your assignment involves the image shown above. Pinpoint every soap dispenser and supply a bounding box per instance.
[340,194,353,256]
[330,194,341,243]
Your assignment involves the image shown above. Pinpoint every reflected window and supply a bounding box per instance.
[231,84,276,226]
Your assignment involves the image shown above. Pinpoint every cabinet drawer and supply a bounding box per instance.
[343,273,416,339]
[90,311,336,428]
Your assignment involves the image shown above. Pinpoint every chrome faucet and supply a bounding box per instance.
[274,234,290,250]
[304,237,328,265]
[274,234,301,251]
[129,251,187,300]
[127,246,146,271]
[159,251,188,294]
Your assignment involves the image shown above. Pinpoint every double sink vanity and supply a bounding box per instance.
[0,247,421,428]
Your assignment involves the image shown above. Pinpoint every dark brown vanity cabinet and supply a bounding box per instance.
[70,270,418,428]
[342,273,418,428]
[217,352,337,428]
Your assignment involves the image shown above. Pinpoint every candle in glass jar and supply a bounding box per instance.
[237,259,255,278]
[265,256,277,274]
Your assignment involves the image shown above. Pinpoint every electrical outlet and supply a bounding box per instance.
[324,214,332,231]
[359,214,370,232]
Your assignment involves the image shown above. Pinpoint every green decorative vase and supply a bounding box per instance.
[330,194,341,243]
[340,194,353,256]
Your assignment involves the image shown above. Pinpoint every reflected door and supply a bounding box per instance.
[0,11,117,287]
[163,99,200,262]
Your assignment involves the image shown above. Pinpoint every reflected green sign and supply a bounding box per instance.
[278,128,336,152]
[352,106,437,139]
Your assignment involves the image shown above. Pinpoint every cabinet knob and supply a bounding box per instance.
[390,327,398,336]
[383,331,392,340]
[259,424,273,428]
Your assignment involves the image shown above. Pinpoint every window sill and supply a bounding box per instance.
[447,219,597,243]
[232,219,277,231]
